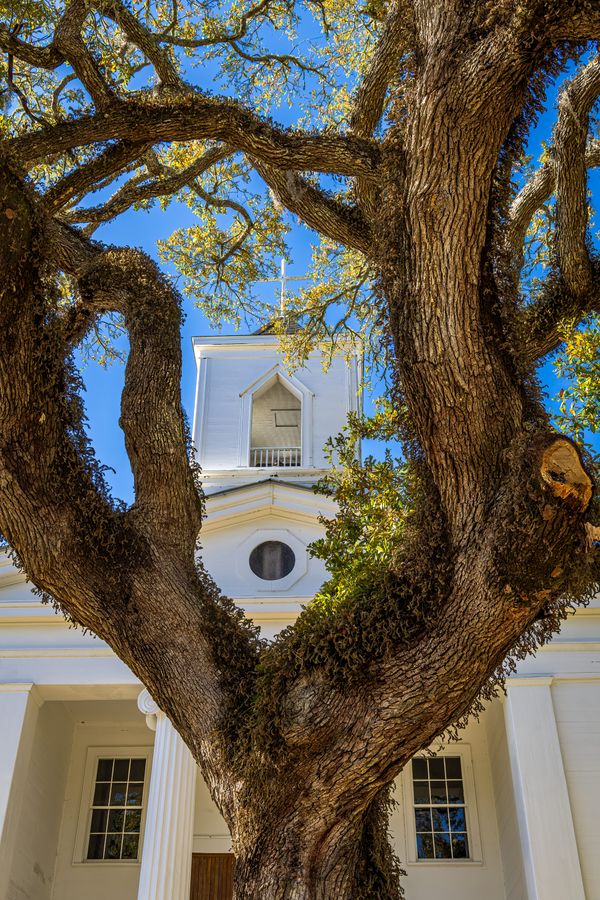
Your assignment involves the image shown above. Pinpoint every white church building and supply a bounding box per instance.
[1,330,599,900]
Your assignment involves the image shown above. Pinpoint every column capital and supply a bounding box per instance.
[137,688,163,731]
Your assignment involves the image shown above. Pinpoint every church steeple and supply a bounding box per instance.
[191,332,361,494]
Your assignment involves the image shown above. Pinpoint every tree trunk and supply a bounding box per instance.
[230,787,402,900]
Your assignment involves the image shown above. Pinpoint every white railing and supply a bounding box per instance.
[250,447,301,467]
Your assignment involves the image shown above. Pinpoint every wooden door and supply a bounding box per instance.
[190,853,234,900]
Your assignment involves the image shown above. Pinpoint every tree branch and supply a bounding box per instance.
[52,72,78,120]
[44,140,152,213]
[349,0,415,139]
[77,249,202,542]
[10,95,381,180]
[0,163,260,778]
[227,40,324,76]
[507,140,600,265]
[156,0,272,48]
[92,0,181,88]
[554,55,600,298]
[517,257,600,363]
[0,24,63,69]
[53,0,115,108]
[508,58,600,363]
[61,145,231,229]
[507,55,600,277]
[253,160,373,255]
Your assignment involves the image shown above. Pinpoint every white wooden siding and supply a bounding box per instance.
[196,349,357,472]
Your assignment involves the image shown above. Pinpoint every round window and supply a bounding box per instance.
[249,541,295,581]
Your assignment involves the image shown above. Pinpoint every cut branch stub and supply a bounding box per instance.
[540,438,592,511]
[585,522,600,551]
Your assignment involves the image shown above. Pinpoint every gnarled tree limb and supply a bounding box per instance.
[507,140,600,266]
[61,145,232,230]
[349,0,415,139]
[92,0,181,88]
[517,257,600,363]
[0,162,259,793]
[253,159,373,256]
[554,55,600,297]
[0,24,63,69]
[44,140,152,213]
[9,95,382,179]
[53,0,115,108]
[508,57,600,362]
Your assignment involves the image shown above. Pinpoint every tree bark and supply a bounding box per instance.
[225,781,403,899]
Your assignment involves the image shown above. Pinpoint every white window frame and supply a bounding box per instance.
[238,365,314,468]
[72,745,152,866]
[400,744,483,865]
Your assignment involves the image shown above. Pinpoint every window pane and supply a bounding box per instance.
[121,834,139,860]
[428,758,445,779]
[127,783,144,806]
[90,809,108,833]
[93,782,110,806]
[413,781,430,803]
[452,834,469,859]
[249,541,295,581]
[130,759,146,781]
[113,759,129,780]
[415,808,432,832]
[430,781,447,804]
[449,807,466,832]
[104,834,122,860]
[412,758,428,779]
[96,759,113,781]
[447,780,465,803]
[416,833,435,859]
[110,783,127,805]
[445,757,462,779]
[107,809,125,832]
[87,833,105,859]
[125,810,141,833]
[434,833,452,859]
[432,808,449,832]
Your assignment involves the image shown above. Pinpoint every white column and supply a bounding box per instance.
[0,683,41,899]
[504,678,585,900]
[137,689,196,900]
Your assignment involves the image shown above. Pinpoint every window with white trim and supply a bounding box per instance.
[238,366,314,469]
[411,756,469,860]
[86,756,146,861]
[250,377,301,467]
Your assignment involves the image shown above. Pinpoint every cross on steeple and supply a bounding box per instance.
[255,258,310,314]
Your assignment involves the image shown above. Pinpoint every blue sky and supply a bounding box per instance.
[77,63,599,505]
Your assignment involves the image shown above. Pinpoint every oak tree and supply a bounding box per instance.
[1,1,600,896]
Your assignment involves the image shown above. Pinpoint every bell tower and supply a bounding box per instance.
[191,330,361,494]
